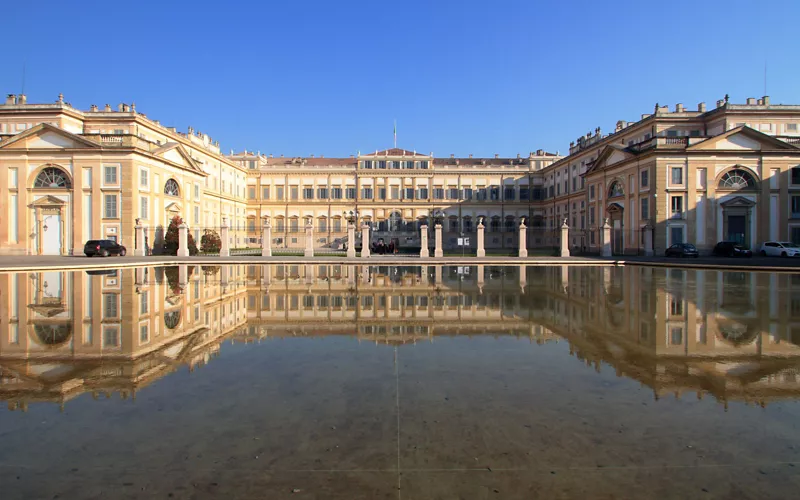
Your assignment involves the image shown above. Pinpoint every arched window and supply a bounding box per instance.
[164,179,180,197]
[719,169,756,190]
[34,167,72,189]
[607,180,624,198]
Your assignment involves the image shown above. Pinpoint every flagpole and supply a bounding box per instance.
[394,119,397,149]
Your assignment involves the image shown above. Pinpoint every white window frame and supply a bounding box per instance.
[103,164,119,186]
[140,196,149,219]
[139,167,149,190]
[104,194,119,219]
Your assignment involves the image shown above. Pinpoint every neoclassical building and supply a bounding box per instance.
[2,92,800,255]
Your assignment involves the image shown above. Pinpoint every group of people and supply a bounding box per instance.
[372,238,398,255]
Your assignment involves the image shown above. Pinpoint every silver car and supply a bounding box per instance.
[759,241,800,257]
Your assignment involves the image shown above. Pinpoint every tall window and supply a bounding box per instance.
[103,293,118,318]
[140,197,148,219]
[640,170,649,188]
[791,195,800,216]
[504,187,515,200]
[248,187,256,199]
[361,187,373,199]
[671,167,683,185]
[331,187,342,199]
[589,185,595,200]
[671,195,683,217]
[262,186,270,199]
[290,186,299,200]
[463,187,473,200]
[164,179,180,197]
[276,186,285,200]
[140,168,149,188]
[448,188,459,199]
[640,197,649,220]
[404,188,414,200]
[318,186,328,199]
[520,187,530,200]
[104,194,118,218]
[104,165,118,184]
[434,188,444,200]
[303,187,314,199]
[345,187,356,199]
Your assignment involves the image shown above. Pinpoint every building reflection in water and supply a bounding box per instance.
[2,264,800,411]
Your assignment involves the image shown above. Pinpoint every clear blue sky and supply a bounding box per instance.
[4,0,799,157]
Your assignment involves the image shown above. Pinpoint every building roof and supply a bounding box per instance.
[361,148,427,157]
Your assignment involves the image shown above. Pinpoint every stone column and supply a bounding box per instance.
[519,222,528,258]
[347,223,356,258]
[434,223,443,257]
[361,265,370,284]
[220,265,230,291]
[304,220,314,257]
[220,218,230,257]
[519,265,527,293]
[177,223,189,257]
[560,219,570,257]
[435,264,442,284]
[419,225,429,257]
[305,264,314,285]
[477,264,485,293]
[261,264,271,287]
[361,224,371,258]
[476,220,486,258]
[262,220,272,257]
[179,264,188,289]
[601,218,612,257]
[347,264,356,286]
[134,224,145,256]
[643,224,654,256]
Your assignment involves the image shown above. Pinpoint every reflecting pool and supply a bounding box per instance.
[1,265,800,499]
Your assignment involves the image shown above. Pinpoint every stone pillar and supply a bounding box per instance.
[561,266,569,293]
[262,220,272,257]
[347,223,356,258]
[519,265,527,292]
[519,222,528,258]
[361,265,370,284]
[560,219,570,257]
[419,225,429,257]
[305,264,314,284]
[477,264,485,293]
[220,265,230,291]
[434,224,443,257]
[220,218,230,257]
[601,218,612,257]
[435,265,442,284]
[179,264,188,289]
[261,264,271,287]
[361,224,371,258]
[304,220,314,257]
[177,223,189,257]
[476,220,486,258]
[644,224,654,256]
[347,265,356,286]
[134,225,145,256]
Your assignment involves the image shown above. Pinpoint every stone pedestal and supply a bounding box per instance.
[179,265,188,289]
[434,224,443,258]
[134,225,145,256]
[476,222,485,258]
[601,219,612,257]
[519,265,527,292]
[644,224,654,256]
[220,218,230,257]
[347,223,356,258]
[560,219,570,257]
[519,222,528,258]
[177,223,189,257]
[361,224,371,258]
[419,225,429,258]
[262,220,272,257]
[304,222,314,257]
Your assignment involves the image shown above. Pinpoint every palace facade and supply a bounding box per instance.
[2,93,800,255]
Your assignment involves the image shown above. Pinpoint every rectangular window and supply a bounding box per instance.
[434,188,444,200]
[791,196,800,216]
[589,185,595,200]
[671,196,683,217]
[331,187,342,199]
[103,293,118,318]
[377,160,387,169]
[641,197,649,220]
[194,206,199,224]
[671,167,683,185]
[670,226,684,245]
[572,178,576,191]
[248,187,256,199]
[361,187,373,199]
[590,207,595,225]
[792,168,800,185]
[378,187,386,200]
[103,327,120,348]
[417,188,429,199]
[490,187,500,201]
[419,161,429,169]
[104,194,118,218]
[276,186,285,200]
[520,187,530,200]
[104,165,118,184]
[404,188,414,200]
[262,186,270,199]
[640,170,648,188]
[290,187,299,200]
[390,187,400,200]
[303,187,314,199]
[448,188,459,200]
[195,184,200,200]
[504,187,515,201]
[140,196,148,219]
[345,187,356,199]
[477,187,487,201]
[463,187,473,200]
[140,291,148,314]
[140,325,149,344]
[140,168,148,188]
[317,187,328,199]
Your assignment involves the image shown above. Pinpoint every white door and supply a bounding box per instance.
[41,214,62,255]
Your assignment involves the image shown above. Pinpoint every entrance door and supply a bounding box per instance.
[670,226,684,245]
[727,215,746,246]
[613,220,623,255]
[41,214,62,255]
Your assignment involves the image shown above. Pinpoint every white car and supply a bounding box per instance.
[759,241,800,257]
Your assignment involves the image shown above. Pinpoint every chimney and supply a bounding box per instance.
[122,104,130,112]
[468,154,473,158]
[757,98,764,105]
[167,127,177,133]
[615,120,625,132]
[6,94,16,105]
[516,153,521,159]
[117,103,124,111]
[90,104,98,112]
[716,99,725,108]
[310,154,315,158]
[450,154,454,158]
[746,97,756,105]
[494,154,499,159]
[763,95,770,105]
[104,104,112,111]
[698,102,706,112]
[18,94,26,104]
[537,149,544,156]
[675,103,684,112]
[280,154,284,158]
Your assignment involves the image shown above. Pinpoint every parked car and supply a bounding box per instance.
[712,241,752,258]
[759,241,800,258]
[84,239,127,257]
[665,243,699,258]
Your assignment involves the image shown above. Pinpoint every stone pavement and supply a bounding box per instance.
[1,254,800,272]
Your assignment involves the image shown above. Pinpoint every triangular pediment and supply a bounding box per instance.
[586,145,638,174]
[152,143,205,174]
[30,195,67,206]
[164,201,182,213]
[0,123,101,150]
[720,195,756,208]
[687,126,799,151]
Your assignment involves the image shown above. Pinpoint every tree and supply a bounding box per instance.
[200,229,222,254]
[163,216,198,256]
